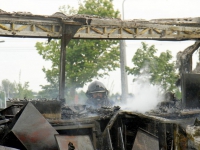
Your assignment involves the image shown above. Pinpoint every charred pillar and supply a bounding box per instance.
[59,26,67,102]
[59,24,81,101]
[177,41,200,108]
[181,73,200,108]
[158,123,167,150]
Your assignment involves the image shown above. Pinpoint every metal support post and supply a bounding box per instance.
[59,28,67,102]
[59,24,82,102]
[120,40,128,103]
[120,0,128,103]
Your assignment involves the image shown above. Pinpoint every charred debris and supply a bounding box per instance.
[0,93,199,150]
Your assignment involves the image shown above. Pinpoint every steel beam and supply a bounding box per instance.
[59,24,81,101]
[1,12,200,40]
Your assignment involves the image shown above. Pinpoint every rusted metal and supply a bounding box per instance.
[2,102,58,150]
[55,135,94,150]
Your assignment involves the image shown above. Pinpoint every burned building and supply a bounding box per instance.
[0,9,200,150]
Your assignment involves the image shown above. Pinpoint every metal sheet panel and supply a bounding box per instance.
[11,102,58,150]
[0,145,19,150]
[132,129,159,150]
[55,135,94,150]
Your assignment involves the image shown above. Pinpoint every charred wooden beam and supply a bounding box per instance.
[1,11,200,40]
[158,123,167,149]
[107,128,113,150]
[118,127,125,150]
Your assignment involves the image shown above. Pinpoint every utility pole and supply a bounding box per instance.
[120,0,128,103]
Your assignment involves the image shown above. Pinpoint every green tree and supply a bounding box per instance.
[35,0,120,100]
[1,79,15,99]
[14,81,34,99]
[0,91,5,103]
[0,79,34,100]
[126,42,180,97]
[37,83,59,100]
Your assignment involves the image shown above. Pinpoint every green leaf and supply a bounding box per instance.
[126,42,180,95]
[35,0,120,100]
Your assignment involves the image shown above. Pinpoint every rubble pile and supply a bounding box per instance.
[61,104,120,120]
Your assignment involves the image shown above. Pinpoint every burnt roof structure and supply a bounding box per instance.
[1,10,200,40]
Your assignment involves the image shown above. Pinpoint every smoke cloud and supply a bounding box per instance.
[120,74,164,113]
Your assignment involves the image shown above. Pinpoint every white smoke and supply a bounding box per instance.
[120,74,164,113]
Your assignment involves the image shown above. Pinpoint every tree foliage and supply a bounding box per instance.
[126,42,180,95]
[35,0,120,99]
[0,79,34,100]
[1,79,15,99]
[14,81,34,99]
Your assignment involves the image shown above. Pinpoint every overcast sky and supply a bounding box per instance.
[0,0,200,94]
